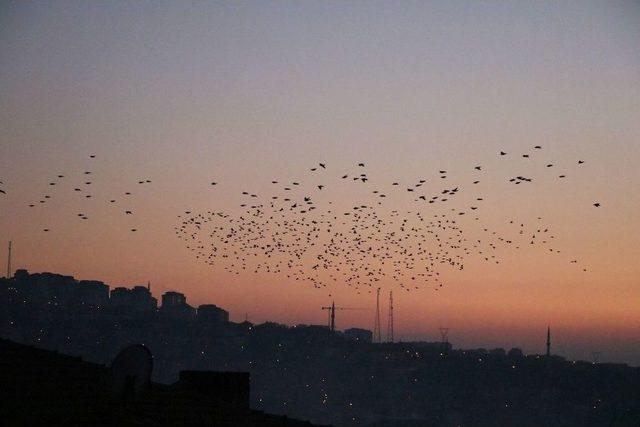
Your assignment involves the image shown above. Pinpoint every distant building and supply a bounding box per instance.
[197,304,229,323]
[75,280,109,308]
[11,269,108,309]
[344,327,373,343]
[160,291,195,320]
[110,285,157,314]
[162,291,187,307]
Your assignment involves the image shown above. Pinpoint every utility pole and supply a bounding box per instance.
[6,241,11,279]
[386,291,394,343]
[374,288,381,343]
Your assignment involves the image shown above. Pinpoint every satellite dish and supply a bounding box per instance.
[110,344,153,401]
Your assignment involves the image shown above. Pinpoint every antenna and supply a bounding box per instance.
[6,241,11,279]
[386,290,394,343]
[546,326,551,357]
[374,288,381,343]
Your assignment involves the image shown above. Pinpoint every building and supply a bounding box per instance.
[109,285,157,314]
[344,327,373,343]
[74,280,109,308]
[197,304,229,323]
[162,291,187,307]
[160,291,195,320]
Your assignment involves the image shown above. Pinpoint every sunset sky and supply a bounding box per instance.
[1,1,639,365]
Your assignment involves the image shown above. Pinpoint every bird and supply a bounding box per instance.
[534,145,542,149]
[474,166,481,170]
[358,163,365,167]
[500,151,507,155]
[319,163,326,169]
[125,210,133,215]
[578,160,584,164]
[593,203,600,207]
[211,182,217,186]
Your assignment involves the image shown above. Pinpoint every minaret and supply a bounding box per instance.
[330,301,336,332]
[546,326,551,357]
[147,281,151,292]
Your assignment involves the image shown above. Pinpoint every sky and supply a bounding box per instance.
[1,1,639,365]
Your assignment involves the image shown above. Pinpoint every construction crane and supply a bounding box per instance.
[321,301,367,332]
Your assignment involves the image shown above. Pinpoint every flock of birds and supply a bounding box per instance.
[173,147,599,295]
[0,155,151,233]
[0,147,599,296]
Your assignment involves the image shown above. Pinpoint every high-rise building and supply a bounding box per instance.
[197,304,229,323]
[109,285,157,313]
[160,291,195,320]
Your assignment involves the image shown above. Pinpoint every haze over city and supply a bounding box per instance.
[1,1,639,367]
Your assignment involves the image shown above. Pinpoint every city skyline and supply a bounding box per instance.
[1,1,639,367]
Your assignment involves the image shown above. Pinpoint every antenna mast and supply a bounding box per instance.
[6,241,11,279]
[374,288,381,343]
[386,291,394,343]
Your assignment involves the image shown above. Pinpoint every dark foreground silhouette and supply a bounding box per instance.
[0,338,325,426]
[1,270,640,426]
